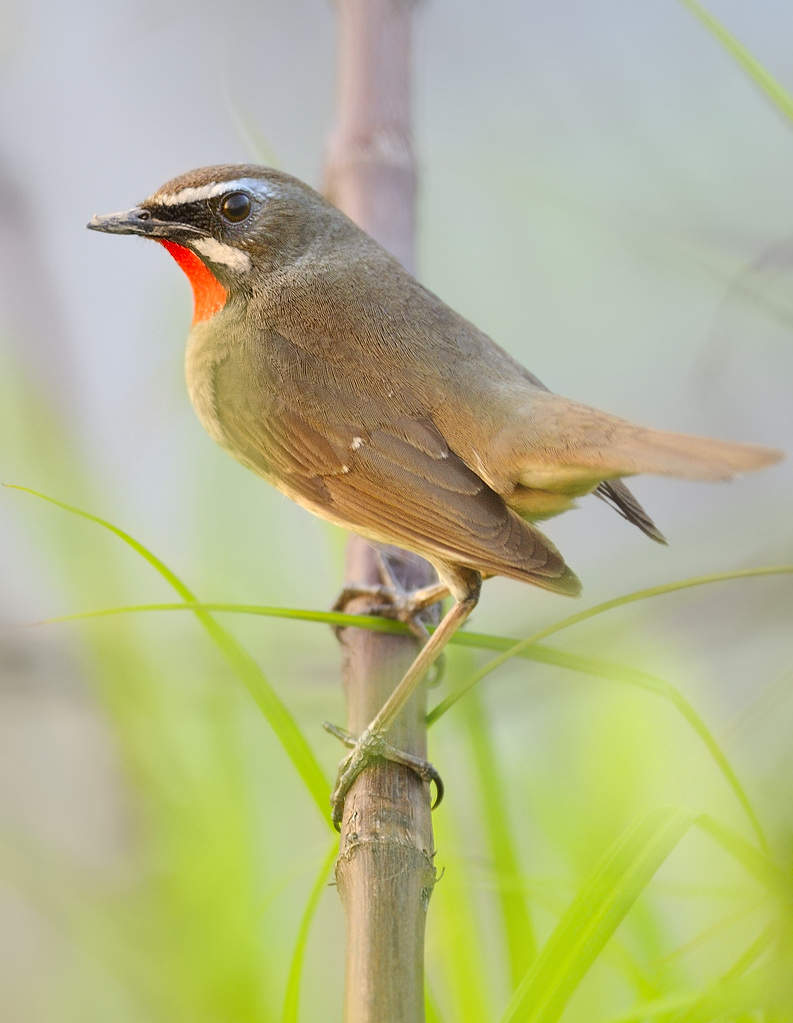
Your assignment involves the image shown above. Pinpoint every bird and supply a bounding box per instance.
[88,163,783,823]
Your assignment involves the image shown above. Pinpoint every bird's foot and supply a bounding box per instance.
[333,580,445,641]
[332,582,419,631]
[332,575,448,685]
[323,722,444,829]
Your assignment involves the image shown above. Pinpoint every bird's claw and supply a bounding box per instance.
[333,582,432,641]
[323,722,444,829]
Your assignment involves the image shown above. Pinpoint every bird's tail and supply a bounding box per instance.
[511,392,783,492]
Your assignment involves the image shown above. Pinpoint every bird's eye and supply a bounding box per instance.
[219,192,252,223]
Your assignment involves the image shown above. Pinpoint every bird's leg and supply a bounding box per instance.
[350,548,452,686]
[326,573,481,828]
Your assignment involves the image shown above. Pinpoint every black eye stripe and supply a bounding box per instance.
[144,191,255,231]
[145,201,215,232]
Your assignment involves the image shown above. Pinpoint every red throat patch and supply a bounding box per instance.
[157,239,228,324]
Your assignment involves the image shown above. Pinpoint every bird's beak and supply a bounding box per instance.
[87,207,206,240]
[87,206,160,236]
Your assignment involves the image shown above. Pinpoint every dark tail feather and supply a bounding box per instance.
[596,480,667,545]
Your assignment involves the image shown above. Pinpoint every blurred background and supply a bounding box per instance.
[1,0,791,1020]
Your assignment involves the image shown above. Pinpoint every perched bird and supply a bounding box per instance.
[89,164,782,822]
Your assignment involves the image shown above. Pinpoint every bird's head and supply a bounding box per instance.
[88,164,340,323]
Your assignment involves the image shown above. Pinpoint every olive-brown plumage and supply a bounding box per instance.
[89,164,781,598]
[89,164,783,820]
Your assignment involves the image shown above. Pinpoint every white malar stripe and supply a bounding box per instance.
[192,237,251,271]
[155,178,275,206]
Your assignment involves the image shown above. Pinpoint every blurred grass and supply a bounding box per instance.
[6,470,789,1020]
[679,0,793,126]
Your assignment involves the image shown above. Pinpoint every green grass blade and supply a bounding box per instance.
[431,565,793,723]
[672,925,775,1023]
[8,486,332,821]
[38,601,409,635]
[23,492,788,848]
[460,689,536,982]
[679,0,793,124]
[431,567,792,850]
[425,985,448,1023]
[431,810,496,1023]
[37,604,771,848]
[5,485,197,599]
[281,841,338,1023]
[604,965,769,1023]
[647,897,767,973]
[604,990,708,1021]
[696,815,783,891]
[499,807,699,1023]
[38,562,793,655]
[434,639,767,851]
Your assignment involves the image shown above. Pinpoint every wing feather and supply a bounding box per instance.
[214,367,580,594]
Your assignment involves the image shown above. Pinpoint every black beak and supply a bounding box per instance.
[87,207,207,239]
[87,206,160,236]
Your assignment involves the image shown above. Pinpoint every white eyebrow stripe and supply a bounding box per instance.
[154,178,274,205]
[192,237,251,271]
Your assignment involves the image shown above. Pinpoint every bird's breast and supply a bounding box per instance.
[184,317,240,450]
[184,315,295,489]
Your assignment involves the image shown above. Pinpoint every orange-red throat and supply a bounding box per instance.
[157,239,228,324]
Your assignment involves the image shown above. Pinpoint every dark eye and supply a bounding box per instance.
[219,192,252,223]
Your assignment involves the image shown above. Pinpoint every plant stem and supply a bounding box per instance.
[324,2,437,1020]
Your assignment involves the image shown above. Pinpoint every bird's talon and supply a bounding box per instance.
[334,586,431,640]
[429,770,444,810]
[332,583,395,615]
[322,720,357,748]
[328,727,444,827]
[332,553,449,642]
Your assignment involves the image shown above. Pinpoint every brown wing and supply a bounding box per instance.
[213,374,580,596]
[323,425,580,595]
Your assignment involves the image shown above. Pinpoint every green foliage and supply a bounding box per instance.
[5,477,790,1020]
[679,0,793,125]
